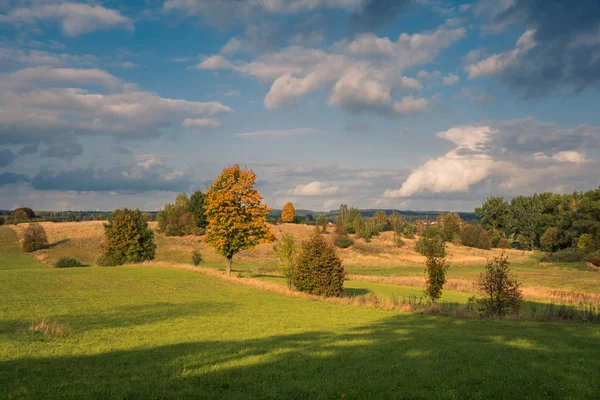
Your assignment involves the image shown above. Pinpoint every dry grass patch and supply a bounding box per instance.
[29,317,69,337]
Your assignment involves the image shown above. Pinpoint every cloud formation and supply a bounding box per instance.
[0,66,231,152]
[197,23,464,114]
[1,2,134,36]
[470,0,600,96]
[385,119,600,198]
[233,128,316,138]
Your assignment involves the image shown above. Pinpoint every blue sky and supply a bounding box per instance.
[1,0,600,212]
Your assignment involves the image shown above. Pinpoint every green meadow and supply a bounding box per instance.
[2,226,600,399]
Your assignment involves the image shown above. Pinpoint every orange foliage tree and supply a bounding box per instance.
[204,165,274,276]
[281,202,295,223]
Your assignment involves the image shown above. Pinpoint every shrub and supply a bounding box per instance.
[54,257,82,268]
[496,237,511,249]
[402,225,415,239]
[393,229,404,248]
[292,232,344,297]
[281,202,296,223]
[21,223,48,252]
[424,247,450,302]
[475,253,523,316]
[415,228,446,257]
[540,227,559,252]
[0,216,4,226]
[101,208,156,266]
[194,227,206,236]
[587,250,600,267]
[192,250,203,266]
[333,233,354,249]
[540,247,586,263]
[95,253,125,267]
[517,234,533,251]
[461,225,491,250]
[577,234,593,251]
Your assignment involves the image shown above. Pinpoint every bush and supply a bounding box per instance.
[192,250,203,266]
[577,234,593,251]
[495,238,510,249]
[21,223,48,252]
[95,253,125,267]
[540,247,585,263]
[194,227,206,236]
[54,257,82,268]
[101,208,156,266]
[587,250,600,267]
[292,232,344,297]
[475,253,523,316]
[333,233,354,249]
[393,229,405,248]
[273,234,298,288]
[402,225,415,239]
[517,234,533,251]
[461,225,491,250]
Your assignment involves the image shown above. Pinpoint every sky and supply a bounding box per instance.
[1,0,600,212]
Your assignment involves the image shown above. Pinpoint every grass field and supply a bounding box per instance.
[2,226,600,399]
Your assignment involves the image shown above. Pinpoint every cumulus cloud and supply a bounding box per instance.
[0,47,96,68]
[288,181,341,196]
[196,23,465,114]
[233,128,316,138]
[182,118,222,130]
[385,119,600,197]
[0,66,231,149]
[1,2,134,36]
[470,0,600,96]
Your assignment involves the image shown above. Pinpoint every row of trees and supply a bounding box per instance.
[476,188,600,253]
[157,191,206,236]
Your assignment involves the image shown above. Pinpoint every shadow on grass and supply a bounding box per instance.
[43,239,70,249]
[343,287,371,296]
[2,314,599,399]
[0,301,238,335]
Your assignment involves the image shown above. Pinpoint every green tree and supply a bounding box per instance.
[101,208,156,266]
[316,214,328,233]
[415,227,446,257]
[188,190,207,228]
[475,197,510,233]
[12,207,36,221]
[273,234,298,288]
[204,165,274,276]
[291,232,344,297]
[475,253,523,316]
[422,237,450,302]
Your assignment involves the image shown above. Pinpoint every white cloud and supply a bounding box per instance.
[0,66,231,144]
[289,181,341,196]
[195,23,465,114]
[0,47,96,67]
[182,118,222,130]
[385,120,600,198]
[385,126,498,197]
[1,3,134,36]
[232,128,316,138]
[465,29,536,79]
[552,151,587,164]
[443,73,459,85]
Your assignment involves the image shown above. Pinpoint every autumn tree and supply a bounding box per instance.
[12,207,36,221]
[281,202,296,223]
[204,165,274,276]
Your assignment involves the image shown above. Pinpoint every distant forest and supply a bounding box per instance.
[0,208,478,224]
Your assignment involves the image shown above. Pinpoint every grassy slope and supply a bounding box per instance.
[2,227,600,399]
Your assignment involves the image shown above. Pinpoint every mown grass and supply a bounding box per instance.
[2,243,600,399]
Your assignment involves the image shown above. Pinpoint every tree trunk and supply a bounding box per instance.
[226,257,232,277]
